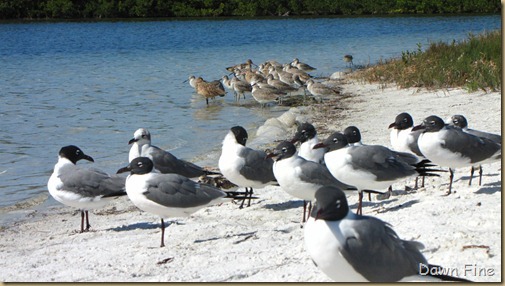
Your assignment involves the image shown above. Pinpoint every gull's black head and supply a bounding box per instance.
[270,141,297,161]
[231,126,248,146]
[59,145,94,165]
[412,115,445,133]
[291,122,317,144]
[450,115,468,129]
[311,186,349,221]
[117,157,154,175]
[389,112,414,130]
[343,126,361,144]
[319,132,349,152]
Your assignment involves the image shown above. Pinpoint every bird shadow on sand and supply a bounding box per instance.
[372,199,420,214]
[457,172,501,183]
[107,222,160,232]
[263,200,304,211]
[475,182,502,195]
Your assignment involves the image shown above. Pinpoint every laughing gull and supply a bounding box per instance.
[344,126,392,198]
[269,141,356,223]
[117,157,249,247]
[48,145,126,233]
[128,128,219,178]
[345,125,426,167]
[314,132,439,214]
[290,122,325,164]
[448,114,502,186]
[304,186,471,282]
[413,115,501,194]
[218,126,276,208]
[343,125,430,197]
[389,113,425,157]
[388,113,429,189]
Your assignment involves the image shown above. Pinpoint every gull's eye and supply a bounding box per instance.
[282,147,287,153]
[335,199,341,209]
[137,162,143,168]
[75,149,81,156]
[301,129,306,134]
[332,137,339,143]
[402,118,408,122]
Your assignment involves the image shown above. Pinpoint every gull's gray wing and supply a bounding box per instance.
[466,128,501,145]
[142,174,226,208]
[148,145,207,178]
[238,148,276,183]
[442,127,501,163]
[340,216,427,282]
[393,150,421,165]
[59,167,126,198]
[347,146,417,182]
[298,160,356,190]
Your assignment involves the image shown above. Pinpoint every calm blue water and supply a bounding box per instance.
[0,15,500,213]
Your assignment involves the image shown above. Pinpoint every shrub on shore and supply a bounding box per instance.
[353,30,501,92]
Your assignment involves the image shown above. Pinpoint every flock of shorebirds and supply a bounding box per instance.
[47,101,500,281]
[186,58,345,106]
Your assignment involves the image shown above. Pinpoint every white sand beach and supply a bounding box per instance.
[0,78,501,282]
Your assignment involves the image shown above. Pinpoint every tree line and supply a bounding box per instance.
[0,0,500,20]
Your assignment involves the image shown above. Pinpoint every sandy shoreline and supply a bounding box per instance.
[0,78,501,282]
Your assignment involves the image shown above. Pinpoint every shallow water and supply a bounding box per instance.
[0,15,500,215]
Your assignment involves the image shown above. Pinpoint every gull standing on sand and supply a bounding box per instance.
[218,126,276,208]
[269,141,356,223]
[304,186,471,282]
[343,125,427,196]
[413,115,501,194]
[128,128,219,178]
[48,145,126,233]
[117,157,248,247]
[314,132,439,215]
[389,113,425,158]
[290,122,325,164]
[389,112,428,188]
[448,114,501,186]
[344,125,422,167]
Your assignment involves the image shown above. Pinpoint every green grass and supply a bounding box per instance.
[353,30,502,92]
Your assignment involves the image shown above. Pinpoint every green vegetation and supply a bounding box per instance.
[352,30,502,92]
[0,0,500,19]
